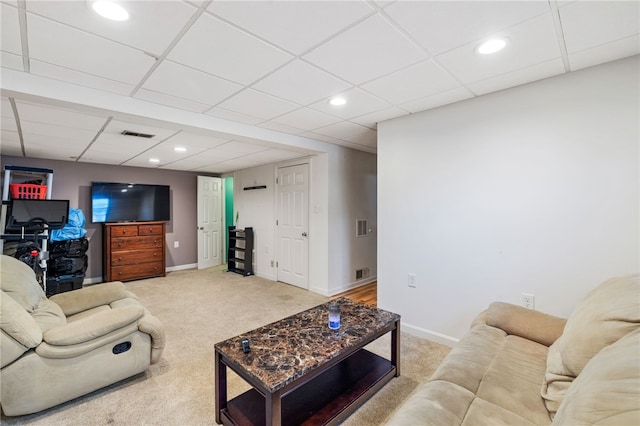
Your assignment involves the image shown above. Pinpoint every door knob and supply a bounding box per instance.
[198,226,204,230]
[302,232,308,237]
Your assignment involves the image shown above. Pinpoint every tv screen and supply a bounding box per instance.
[91,182,170,223]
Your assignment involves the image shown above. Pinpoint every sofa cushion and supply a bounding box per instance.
[423,324,552,425]
[552,329,640,425]
[0,255,45,311]
[541,274,640,415]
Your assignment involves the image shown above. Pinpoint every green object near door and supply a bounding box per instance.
[224,177,234,262]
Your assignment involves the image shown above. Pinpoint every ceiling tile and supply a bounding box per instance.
[252,60,352,106]
[168,12,293,85]
[399,87,474,114]
[1,51,23,71]
[299,131,343,144]
[216,89,300,121]
[15,101,107,131]
[134,88,211,113]
[350,106,409,129]
[27,13,155,85]
[308,87,390,120]
[313,121,371,139]
[205,107,264,125]
[1,97,15,119]
[21,133,89,160]
[303,13,427,85]
[160,149,234,171]
[560,1,640,54]
[361,59,461,104]
[142,60,243,107]
[0,130,21,156]
[1,117,17,132]
[269,107,342,131]
[164,131,230,150]
[1,3,21,55]
[257,121,305,135]
[436,13,561,84]
[20,121,99,143]
[29,60,135,96]
[26,1,197,56]
[568,35,640,71]
[385,0,551,55]
[215,140,271,156]
[208,1,374,55]
[468,58,565,95]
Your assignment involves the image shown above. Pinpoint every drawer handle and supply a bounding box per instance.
[117,256,122,261]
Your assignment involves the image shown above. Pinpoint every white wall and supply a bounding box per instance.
[232,146,377,296]
[378,56,640,345]
[327,148,378,295]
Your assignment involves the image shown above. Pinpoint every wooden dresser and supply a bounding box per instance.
[103,221,166,282]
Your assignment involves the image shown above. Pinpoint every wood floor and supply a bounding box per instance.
[330,282,377,307]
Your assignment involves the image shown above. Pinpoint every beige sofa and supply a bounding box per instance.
[387,274,640,425]
[0,254,165,416]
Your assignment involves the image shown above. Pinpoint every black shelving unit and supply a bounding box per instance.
[227,226,254,276]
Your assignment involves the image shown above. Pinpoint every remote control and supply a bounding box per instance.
[241,339,251,353]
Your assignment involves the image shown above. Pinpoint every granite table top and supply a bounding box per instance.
[214,297,401,393]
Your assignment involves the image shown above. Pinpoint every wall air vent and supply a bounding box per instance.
[121,130,155,138]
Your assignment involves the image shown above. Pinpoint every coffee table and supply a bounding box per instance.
[214,297,401,426]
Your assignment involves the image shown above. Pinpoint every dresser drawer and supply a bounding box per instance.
[110,225,138,237]
[110,262,164,281]
[111,249,163,266]
[112,236,164,251]
[138,224,163,236]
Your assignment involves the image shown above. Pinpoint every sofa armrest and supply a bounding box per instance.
[485,302,566,347]
[49,282,138,316]
[1,290,42,348]
[138,313,165,364]
[43,305,144,345]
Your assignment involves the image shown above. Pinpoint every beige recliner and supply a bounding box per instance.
[0,254,165,416]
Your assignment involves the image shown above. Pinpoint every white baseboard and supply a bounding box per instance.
[327,276,377,297]
[401,322,459,348]
[167,263,197,272]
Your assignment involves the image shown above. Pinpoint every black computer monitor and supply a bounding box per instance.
[7,199,70,230]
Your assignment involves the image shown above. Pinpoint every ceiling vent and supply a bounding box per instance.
[121,130,155,138]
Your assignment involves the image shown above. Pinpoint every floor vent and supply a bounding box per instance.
[121,130,155,138]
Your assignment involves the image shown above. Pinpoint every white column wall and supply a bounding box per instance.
[378,56,640,345]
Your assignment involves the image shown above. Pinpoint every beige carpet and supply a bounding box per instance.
[2,266,450,425]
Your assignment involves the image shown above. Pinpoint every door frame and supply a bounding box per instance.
[197,176,222,269]
[274,160,311,288]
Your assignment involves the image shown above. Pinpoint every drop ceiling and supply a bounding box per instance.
[0,0,638,174]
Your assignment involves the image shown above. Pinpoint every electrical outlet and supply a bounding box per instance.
[521,293,535,309]
[174,241,179,248]
[270,260,274,267]
[408,273,417,288]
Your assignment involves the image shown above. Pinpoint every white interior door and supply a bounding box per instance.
[276,164,309,289]
[197,176,222,269]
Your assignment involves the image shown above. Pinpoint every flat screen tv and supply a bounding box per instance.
[91,182,170,223]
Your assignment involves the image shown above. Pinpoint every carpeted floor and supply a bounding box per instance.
[2,266,450,425]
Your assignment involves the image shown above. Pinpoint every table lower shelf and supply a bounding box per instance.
[221,349,396,426]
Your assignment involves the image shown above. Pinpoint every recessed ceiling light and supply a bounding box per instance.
[90,1,129,21]
[476,38,508,55]
[149,158,160,163]
[174,146,187,152]
[329,97,347,106]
